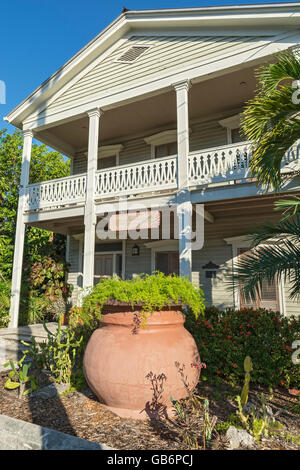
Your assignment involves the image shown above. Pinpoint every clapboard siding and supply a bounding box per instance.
[119,138,150,166]
[192,239,234,309]
[190,120,227,151]
[72,154,87,175]
[67,237,83,303]
[125,240,152,278]
[284,281,300,317]
[49,34,271,114]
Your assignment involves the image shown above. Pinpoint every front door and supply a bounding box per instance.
[156,252,179,276]
[94,254,113,285]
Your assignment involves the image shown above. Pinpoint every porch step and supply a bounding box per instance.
[0,323,64,372]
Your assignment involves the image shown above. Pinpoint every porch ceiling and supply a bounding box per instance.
[204,192,300,219]
[36,64,258,156]
[27,216,84,236]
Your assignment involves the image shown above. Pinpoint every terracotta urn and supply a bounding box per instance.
[83,303,201,419]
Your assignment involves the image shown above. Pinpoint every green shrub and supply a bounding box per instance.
[185,306,300,388]
[82,272,206,324]
[28,256,73,302]
[19,257,73,325]
[0,280,10,327]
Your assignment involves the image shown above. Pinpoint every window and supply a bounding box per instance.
[156,252,179,276]
[155,141,177,159]
[98,154,116,170]
[238,248,280,311]
[144,130,178,159]
[219,114,244,145]
[96,144,123,170]
[94,242,124,285]
[231,127,244,144]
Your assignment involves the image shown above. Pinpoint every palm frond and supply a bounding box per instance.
[241,50,300,189]
[258,50,300,93]
[231,240,300,300]
[248,216,300,246]
[229,215,300,301]
[274,197,300,219]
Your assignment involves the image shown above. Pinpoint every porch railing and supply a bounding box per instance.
[94,155,178,199]
[188,141,253,186]
[24,141,299,211]
[188,140,300,186]
[24,173,87,211]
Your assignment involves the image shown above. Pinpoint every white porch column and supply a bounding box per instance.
[177,195,192,280]
[174,79,190,191]
[83,108,101,289]
[9,129,33,327]
[174,80,192,279]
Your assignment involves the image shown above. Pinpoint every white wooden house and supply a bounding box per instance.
[5,4,300,327]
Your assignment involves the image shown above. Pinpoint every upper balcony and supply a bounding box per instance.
[20,64,300,215]
[24,140,300,213]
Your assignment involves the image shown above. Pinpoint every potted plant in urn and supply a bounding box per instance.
[82,273,205,419]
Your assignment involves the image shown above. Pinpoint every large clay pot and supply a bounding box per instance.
[83,304,201,419]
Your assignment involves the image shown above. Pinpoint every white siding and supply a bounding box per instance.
[67,237,83,303]
[72,154,87,175]
[125,240,152,278]
[284,280,300,317]
[190,119,227,152]
[192,239,234,309]
[119,138,150,166]
[48,34,271,114]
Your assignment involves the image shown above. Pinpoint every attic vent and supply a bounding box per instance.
[117,45,150,63]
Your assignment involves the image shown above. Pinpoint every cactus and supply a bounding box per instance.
[240,356,253,407]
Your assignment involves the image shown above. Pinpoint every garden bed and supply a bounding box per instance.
[0,369,299,450]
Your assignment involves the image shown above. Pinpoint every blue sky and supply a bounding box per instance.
[0,0,295,133]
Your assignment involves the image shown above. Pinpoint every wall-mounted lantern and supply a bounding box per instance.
[202,261,219,279]
[132,244,140,256]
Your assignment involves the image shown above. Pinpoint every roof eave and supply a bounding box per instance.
[5,3,300,128]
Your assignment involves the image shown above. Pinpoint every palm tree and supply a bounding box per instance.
[243,49,300,190]
[232,50,300,301]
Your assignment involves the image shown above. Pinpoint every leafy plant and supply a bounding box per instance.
[82,272,205,326]
[4,357,38,398]
[215,414,243,434]
[23,316,83,384]
[241,356,253,407]
[0,277,10,327]
[231,215,300,301]
[203,398,217,449]
[169,363,216,450]
[241,50,300,190]
[185,306,300,388]
[29,257,72,302]
[0,129,70,325]
[235,361,283,442]
[235,394,275,442]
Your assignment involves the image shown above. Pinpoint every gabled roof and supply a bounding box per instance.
[5,3,300,129]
